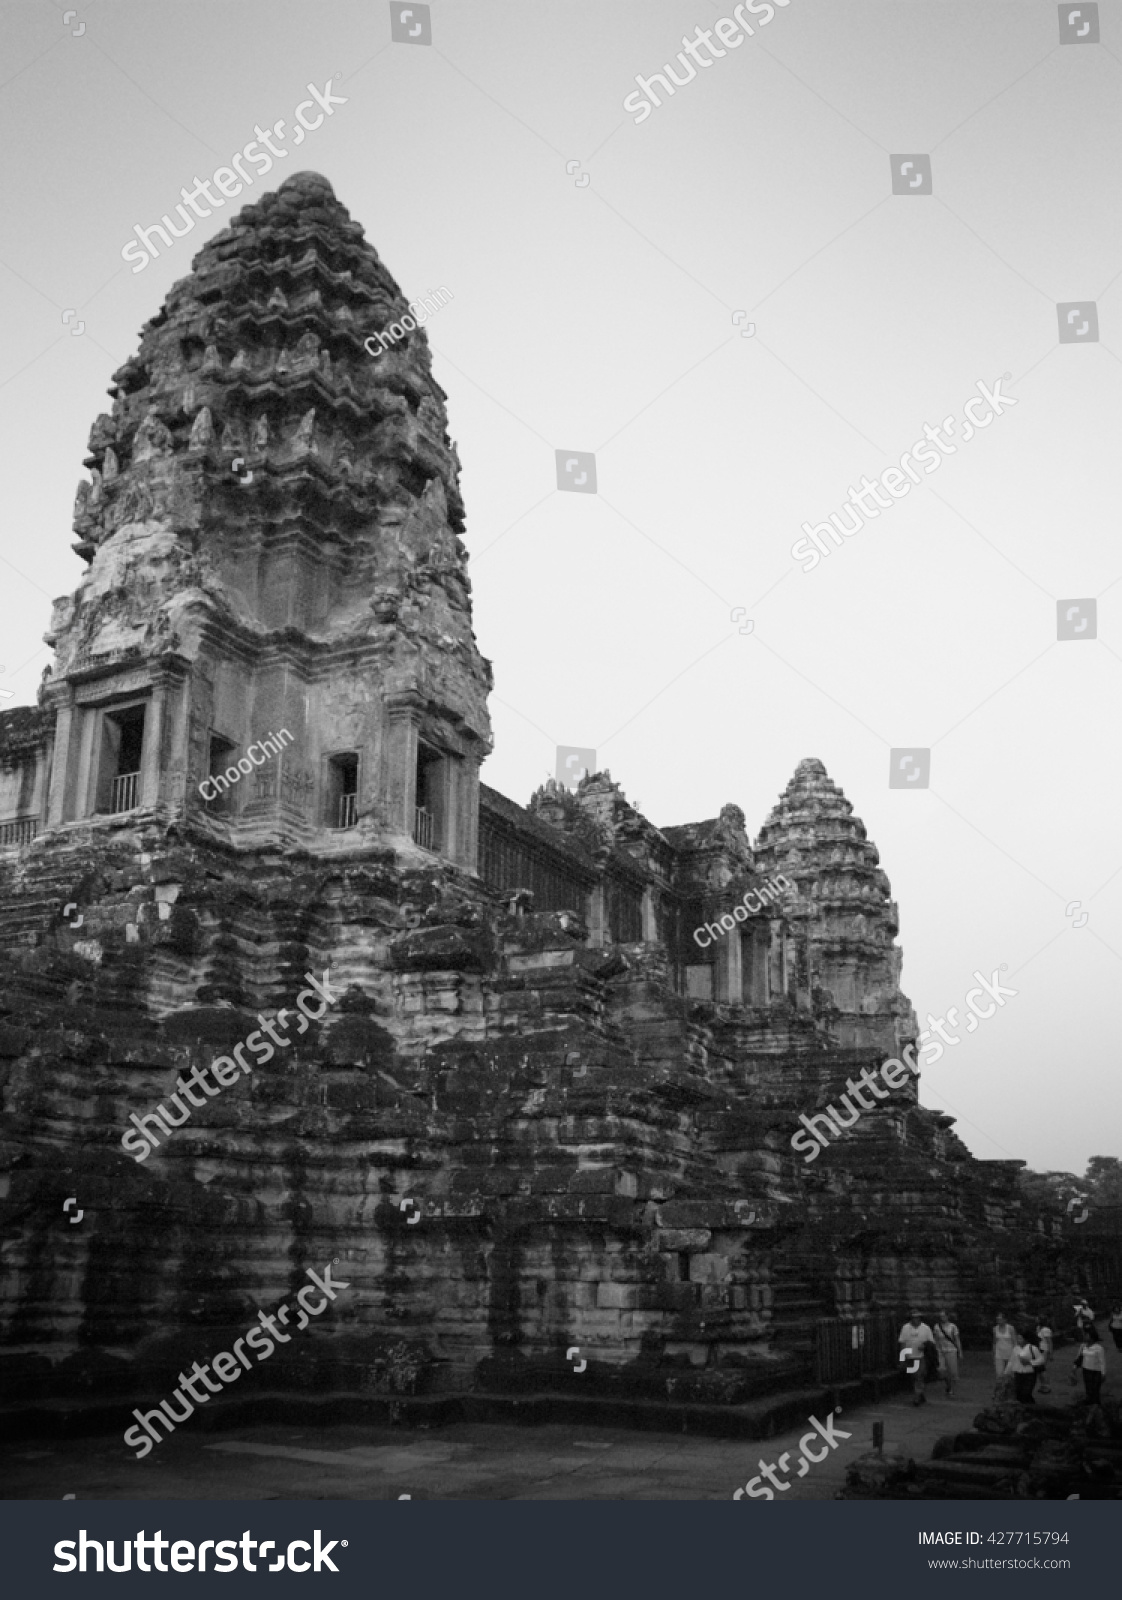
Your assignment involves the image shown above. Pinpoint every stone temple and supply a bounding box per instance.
[0,173,1110,1428]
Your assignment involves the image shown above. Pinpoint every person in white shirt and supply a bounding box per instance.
[992,1313,1016,1375]
[1006,1337,1045,1404]
[1073,1327,1106,1406]
[899,1310,934,1406]
[933,1311,963,1396]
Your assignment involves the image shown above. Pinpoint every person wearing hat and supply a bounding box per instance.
[898,1309,935,1405]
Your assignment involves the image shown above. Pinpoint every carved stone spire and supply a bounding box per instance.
[755,758,916,1052]
[46,170,491,854]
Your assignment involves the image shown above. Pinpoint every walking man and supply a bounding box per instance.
[899,1308,934,1406]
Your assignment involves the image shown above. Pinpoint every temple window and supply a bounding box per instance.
[95,701,146,814]
[742,923,771,1005]
[206,734,238,812]
[328,753,359,829]
[414,740,446,851]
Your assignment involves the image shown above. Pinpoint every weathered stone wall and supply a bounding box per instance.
[0,808,1107,1411]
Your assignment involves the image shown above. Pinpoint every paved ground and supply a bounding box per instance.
[9,1356,1094,1501]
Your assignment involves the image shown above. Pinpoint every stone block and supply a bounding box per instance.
[389,925,493,973]
[567,1168,617,1195]
[507,950,575,973]
[528,1166,576,1193]
[688,1254,729,1285]
[656,1229,711,1251]
[655,1201,735,1228]
[595,1282,634,1309]
[0,1024,31,1057]
[655,1283,701,1310]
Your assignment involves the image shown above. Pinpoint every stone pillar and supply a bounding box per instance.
[139,680,166,808]
[159,663,191,808]
[588,880,607,947]
[641,886,658,942]
[45,693,75,828]
[75,704,99,819]
[444,752,462,864]
[384,689,422,838]
[725,919,743,1004]
[458,757,481,871]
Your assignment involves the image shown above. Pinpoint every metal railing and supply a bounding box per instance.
[413,806,435,850]
[110,772,140,813]
[813,1312,899,1385]
[337,792,358,830]
[0,817,38,847]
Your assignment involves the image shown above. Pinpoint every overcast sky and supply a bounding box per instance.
[2,0,1120,1175]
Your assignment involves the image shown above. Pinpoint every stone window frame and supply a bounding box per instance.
[89,692,151,817]
[322,746,362,830]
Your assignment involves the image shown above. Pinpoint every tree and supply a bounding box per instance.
[1083,1156,1122,1209]
[1017,1169,1081,1211]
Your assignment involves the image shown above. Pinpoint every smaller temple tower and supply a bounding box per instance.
[754,758,916,1056]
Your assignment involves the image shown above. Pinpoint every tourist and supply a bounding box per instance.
[898,1309,935,1405]
[1006,1334,1045,1404]
[1072,1326,1106,1406]
[1108,1303,1122,1353]
[992,1313,1017,1400]
[1035,1317,1054,1394]
[933,1310,963,1396]
[1073,1295,1095,1334]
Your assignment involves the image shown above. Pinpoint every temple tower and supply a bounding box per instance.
[754,758,917,1054]
[41,171,491,865]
